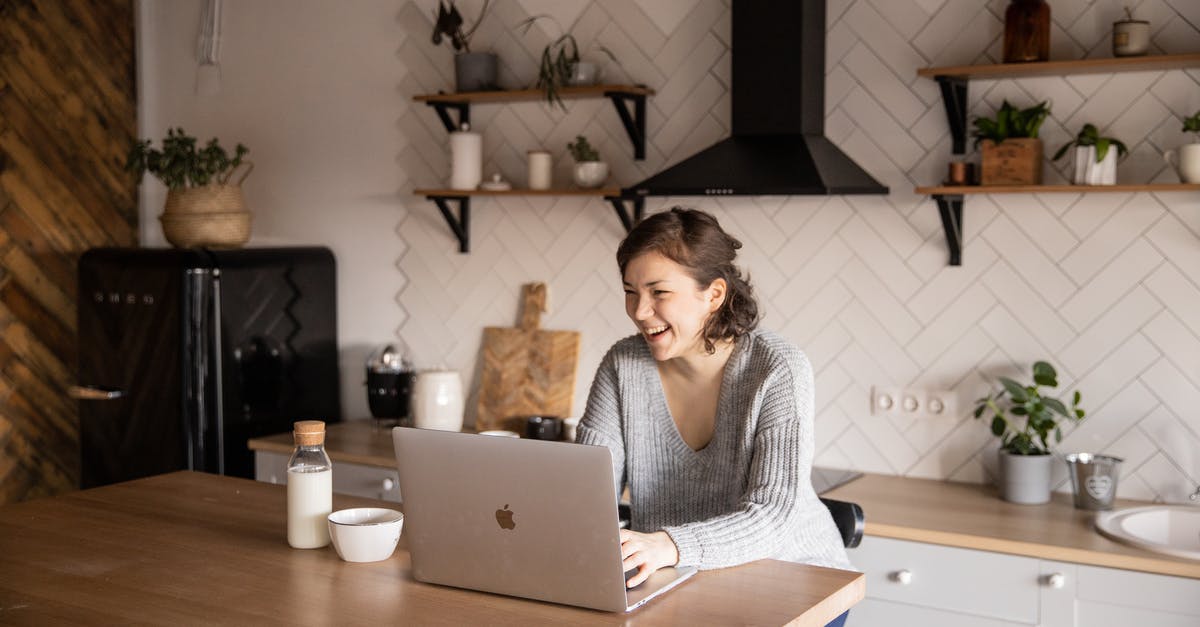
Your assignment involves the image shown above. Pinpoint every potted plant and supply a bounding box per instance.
[431,0,495,92]
[973,361,1086,504]
[1164,110,1200,183]
[973,100,1050,185]
[567,135,608,188]
[517,16,617,110]
[1052,123,1127,185]
[125,127,253,248]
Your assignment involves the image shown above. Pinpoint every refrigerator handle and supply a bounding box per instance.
[68,385,125,400]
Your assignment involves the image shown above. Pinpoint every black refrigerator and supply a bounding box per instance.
[76,247,341,488]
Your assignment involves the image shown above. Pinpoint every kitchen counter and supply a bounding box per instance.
[824,472,1200,579]
[0,472,863,625]
[249,419,401,467]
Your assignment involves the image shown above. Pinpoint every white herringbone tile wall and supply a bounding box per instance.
[396,0,1200,503]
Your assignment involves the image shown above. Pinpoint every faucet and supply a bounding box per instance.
[1191,486,1200,501]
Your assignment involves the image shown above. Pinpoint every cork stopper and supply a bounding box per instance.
[293,420,326,447]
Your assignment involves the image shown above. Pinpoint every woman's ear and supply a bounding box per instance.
[707,278,727,312]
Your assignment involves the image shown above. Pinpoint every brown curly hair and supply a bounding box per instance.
[616,207,759,354]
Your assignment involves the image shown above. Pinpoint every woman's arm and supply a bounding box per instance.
[663,350,815,569]
[575,349,626,499]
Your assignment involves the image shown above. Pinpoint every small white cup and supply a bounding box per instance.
[478,430,520,438]
[327,508,404,563]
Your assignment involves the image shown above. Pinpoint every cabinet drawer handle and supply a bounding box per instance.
[1043,573,1065,589]
[382,478,395,492]
[890,569,913,585]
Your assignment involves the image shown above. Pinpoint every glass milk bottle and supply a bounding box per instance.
[287,420,332,548]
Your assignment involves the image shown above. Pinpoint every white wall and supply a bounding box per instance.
[138,0,1200,502]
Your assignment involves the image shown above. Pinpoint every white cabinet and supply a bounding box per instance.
[848,537,1200,627]
[255,450,402,502]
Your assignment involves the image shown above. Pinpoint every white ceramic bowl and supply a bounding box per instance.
[327,508,403,563]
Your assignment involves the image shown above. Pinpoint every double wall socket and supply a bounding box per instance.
[870,386,957,420]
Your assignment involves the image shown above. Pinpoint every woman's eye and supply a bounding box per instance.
[653,290,669,296]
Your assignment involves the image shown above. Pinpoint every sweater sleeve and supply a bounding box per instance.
[662,349,815,569]
[575,347,626,500]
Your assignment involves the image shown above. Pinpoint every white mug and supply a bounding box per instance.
[1164,144,1200,183]
[411,370,464,431]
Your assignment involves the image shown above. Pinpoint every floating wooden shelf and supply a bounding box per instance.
[414,188,643,253]
[917,53,1200,266]
[413,85,655,159]
[918,52,1200,80]
[915,183,1200,195]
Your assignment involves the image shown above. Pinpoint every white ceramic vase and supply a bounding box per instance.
[1164,143,1200,183]
[1072,145,1117,185]
[998,450,1053,504]
[572,161,609,188]
[411,370,464,431]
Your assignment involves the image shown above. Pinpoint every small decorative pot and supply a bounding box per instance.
[1112,19,1150,57]
[567,61,598,86]
[1164,143,1200,183]
[998,449,1053,504]
[572,161,609,188]
[980,138,1043,185]
[1072,145,1117,185]
[454,52,497,92]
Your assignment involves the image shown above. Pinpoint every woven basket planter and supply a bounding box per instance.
[163,183,248,215]
[160,211,252,249]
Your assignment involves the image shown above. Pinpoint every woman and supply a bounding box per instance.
[576,207,854,592]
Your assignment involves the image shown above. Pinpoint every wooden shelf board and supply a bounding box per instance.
[917,52,1200,80]
[412,85,654,105]
[414,187,621,197]
[916,183,1200,195]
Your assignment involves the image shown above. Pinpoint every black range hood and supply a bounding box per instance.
[626,0,888,197]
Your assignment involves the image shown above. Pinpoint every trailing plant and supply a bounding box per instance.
[125,128,249,190]
[972,100,1051,147]
[517,15,617,110]
[567,135,600,162]
[430,0,490,53]
[1052,123,1128,163]
[973,361,1086,455]
[1183,110,1200,141]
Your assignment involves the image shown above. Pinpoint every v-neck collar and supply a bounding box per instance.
[646,334,750,461]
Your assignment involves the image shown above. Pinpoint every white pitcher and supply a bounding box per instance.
[1164,143,1200,183]
[411,369,464,431]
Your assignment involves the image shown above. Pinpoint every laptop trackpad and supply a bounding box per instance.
[625,566,698,611]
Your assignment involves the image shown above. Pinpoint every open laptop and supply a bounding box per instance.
[392,427,697,612]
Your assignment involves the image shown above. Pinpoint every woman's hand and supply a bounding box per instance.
[619,529,679,588]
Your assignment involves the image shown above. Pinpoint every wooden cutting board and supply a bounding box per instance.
[475,283,581,433]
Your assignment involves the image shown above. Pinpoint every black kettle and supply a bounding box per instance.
[366,344,414,424]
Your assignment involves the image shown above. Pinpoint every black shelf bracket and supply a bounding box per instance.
[605,91,648,160]
[425,101,470,133]
[933,194,964,266]
[605,195,645,232]
[427,195,470,253]
[936,76,969,155]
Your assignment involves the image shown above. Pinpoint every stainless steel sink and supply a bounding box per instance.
[1095,505,1200,561]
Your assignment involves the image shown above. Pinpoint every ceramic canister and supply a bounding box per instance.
[411,369,464,431]
[449,124,482,190]
[527,150,552,190]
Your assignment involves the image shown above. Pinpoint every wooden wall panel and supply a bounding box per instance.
[0,0,136,503]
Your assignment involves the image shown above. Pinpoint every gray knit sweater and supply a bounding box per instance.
[576,329,853,571]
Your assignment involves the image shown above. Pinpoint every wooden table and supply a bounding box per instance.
[0,472,864,625]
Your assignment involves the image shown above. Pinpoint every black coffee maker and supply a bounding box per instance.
[366,344,414,426]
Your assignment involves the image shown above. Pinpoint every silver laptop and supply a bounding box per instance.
[392,427,697,612]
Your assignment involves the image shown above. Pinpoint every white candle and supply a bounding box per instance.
[527,150,552,190]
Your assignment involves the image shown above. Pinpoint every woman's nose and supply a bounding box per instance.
[633,295,653,320]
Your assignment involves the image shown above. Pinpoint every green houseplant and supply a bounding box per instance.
[567,135,608,188]
[973,360,1086,504]
[431,0,495,91]
[517,16,616,110]
[1052,123,1127,185]
[125,128,253,249]
[1166,109,1200,183]
[973,100,1050,185]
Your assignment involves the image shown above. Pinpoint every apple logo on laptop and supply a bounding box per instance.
[495,504,516,530]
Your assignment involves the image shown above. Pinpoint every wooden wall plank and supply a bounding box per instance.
[0,0,135,503]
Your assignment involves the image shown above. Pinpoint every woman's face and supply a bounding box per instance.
[623,251,726,362]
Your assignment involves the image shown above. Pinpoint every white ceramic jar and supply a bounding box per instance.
[527,150,552,190]
[1164,144,1200,183]
[411,369,464,431]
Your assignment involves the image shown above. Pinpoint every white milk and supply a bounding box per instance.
[287,467,332,548]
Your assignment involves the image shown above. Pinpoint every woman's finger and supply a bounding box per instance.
[626,563,652,588]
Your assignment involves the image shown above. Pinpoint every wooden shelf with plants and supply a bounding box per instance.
[917,52,1200,266]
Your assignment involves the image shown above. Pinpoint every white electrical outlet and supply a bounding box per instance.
[870,386,957,419]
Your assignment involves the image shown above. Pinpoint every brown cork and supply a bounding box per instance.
[293,420,325,446]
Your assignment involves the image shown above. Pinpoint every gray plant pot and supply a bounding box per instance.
[998,450,1053,504]
[455,52,497,92]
